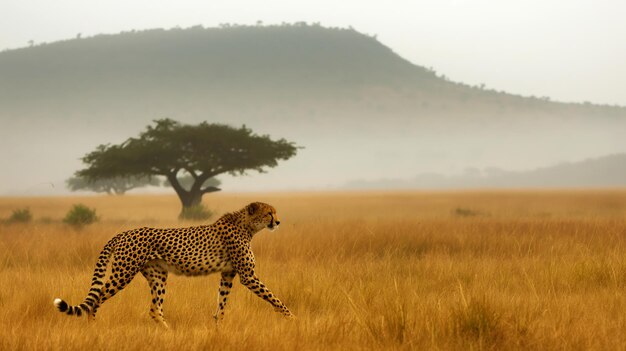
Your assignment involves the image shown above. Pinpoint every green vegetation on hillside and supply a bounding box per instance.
[1,23,621,113]
[0,23,441,98]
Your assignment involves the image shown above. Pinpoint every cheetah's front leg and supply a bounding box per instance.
[239,273,294,318]
[213,271,236,323]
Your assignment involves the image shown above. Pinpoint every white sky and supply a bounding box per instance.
[1,0,625,105]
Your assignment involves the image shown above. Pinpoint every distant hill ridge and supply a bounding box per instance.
[345,154,626,189]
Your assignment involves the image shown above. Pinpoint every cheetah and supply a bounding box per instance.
[53,202,294,327]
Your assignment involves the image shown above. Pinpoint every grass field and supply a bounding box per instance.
[1,190,626,350]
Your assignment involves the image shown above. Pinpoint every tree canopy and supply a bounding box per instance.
[66,174,220,195]
[76,119,299,214]
[66,175,160,195]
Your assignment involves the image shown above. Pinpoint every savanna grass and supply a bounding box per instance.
[0,190,625,350]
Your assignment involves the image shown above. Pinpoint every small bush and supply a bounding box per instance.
[179,204,213,221]
[63,204,98,227]
[453,208,480,217]
[7,208,32,223]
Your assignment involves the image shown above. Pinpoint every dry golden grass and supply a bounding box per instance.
[1,190,626,350]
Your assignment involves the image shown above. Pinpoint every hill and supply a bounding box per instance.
[0,24,438,97]
[2,24,623,125]
[345,153,626,189]
[0,24,625,194]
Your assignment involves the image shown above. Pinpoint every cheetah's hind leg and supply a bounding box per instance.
[141,260,170,328]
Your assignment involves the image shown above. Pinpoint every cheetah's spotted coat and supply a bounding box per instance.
[53,202,293,327]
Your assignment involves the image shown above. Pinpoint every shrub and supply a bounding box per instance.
[179,204,213,221]
[7,208,32,223]
[453,208,480,217]
[63,204,98,227]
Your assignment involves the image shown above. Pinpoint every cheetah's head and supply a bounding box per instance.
[246,202,280,232]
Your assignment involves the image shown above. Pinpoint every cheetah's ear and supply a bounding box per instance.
[247,202,260,215]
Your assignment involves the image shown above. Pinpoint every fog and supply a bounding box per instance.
[0,5,625,195]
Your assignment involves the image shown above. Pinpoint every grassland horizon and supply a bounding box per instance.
[1,190,626,350]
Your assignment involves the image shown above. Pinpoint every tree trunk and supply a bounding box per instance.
[166,172,220,219]
[180,191,203,209]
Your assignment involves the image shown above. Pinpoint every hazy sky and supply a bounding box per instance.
[1,0,625,105]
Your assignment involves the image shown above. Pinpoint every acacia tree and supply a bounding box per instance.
[75,119,299,215]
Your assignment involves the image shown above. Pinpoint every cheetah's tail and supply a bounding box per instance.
[53,236,118,318]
